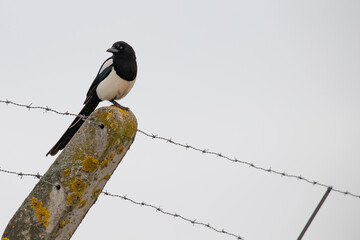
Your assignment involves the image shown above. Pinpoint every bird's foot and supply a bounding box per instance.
[110,100,129,111]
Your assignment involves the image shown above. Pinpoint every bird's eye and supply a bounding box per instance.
[117,45,124,50]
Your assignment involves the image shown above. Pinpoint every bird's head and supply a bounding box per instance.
[107,41,136,60]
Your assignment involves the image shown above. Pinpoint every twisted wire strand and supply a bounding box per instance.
[103,191,244,239]
[0,167,56,186]
[0,166,243,239]
[136,130,359,198]
[1,99,359,199]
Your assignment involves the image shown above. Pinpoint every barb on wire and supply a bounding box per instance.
[136,130,360,199]
[0,166,243,239]
[102,191,243,240]
[0,167,57,187]
[1,99,359,199]
[0,99,87,121]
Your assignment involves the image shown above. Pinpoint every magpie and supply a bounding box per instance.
[46,41,137,156]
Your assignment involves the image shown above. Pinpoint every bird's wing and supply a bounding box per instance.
[84,57,113,104]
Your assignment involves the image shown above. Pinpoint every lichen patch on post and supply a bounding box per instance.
[116,145,125,155]
[104,111,113,120]
[78,200,87,209]
[91,187,101,199]
[99,174,111,181]
[110,105,128,116]
[72,150,85,161]
[30,197,50,227]
[109,122,119,131]
[101,152,114,169]
[82,156,99,173]
[67,177,87,207]
[57,218,70,232]
[63,169,70,176]
[70,178,87,192]
[101,159,109,169]
[67,192,83,206]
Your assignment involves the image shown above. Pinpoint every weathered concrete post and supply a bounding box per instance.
[2,106,137,240]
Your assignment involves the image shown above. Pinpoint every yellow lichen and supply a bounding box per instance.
[109,121,119,131]
[78,200,87,209]
[58,219,70,232]
[72,150,85,161]
[63,169,70,176]
[30,197,42,208]
[2,238,10,240]
[91,187,101,199]
[82,156,99,173]
[70,177,87,192]
[105,111,113,120]
[116,145,125,155]
[101,153,114,169]
[100,174,111,181]
[67,177,87,207]
[30,197,50,227]
[107,152,115,161]
[111,105,127,116]
[104,109,120,130]
[101,159,109,169]
[67,192,83,206]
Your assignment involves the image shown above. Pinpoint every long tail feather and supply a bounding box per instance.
[46,96,100,156]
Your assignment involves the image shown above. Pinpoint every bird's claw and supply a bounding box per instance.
[110,100,129,111]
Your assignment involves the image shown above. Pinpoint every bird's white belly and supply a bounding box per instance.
[96,70,136,101]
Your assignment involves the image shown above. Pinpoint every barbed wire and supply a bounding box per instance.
[102,191,243,239]
[1,99,359,199]
[0,166,243,240]
[0,99,84,119]
[0,167,57,187]
[136,130,360,199]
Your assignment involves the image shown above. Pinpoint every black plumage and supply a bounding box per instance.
[46,41,137,156]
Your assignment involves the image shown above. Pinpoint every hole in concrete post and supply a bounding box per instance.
[99,124,105,129]
[56,184,61,190]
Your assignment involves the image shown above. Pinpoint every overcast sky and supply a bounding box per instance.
[1,0,360,239]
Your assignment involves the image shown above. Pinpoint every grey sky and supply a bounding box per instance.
[1,0,360,239]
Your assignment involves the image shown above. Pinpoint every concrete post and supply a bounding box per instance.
[2,106,137,240]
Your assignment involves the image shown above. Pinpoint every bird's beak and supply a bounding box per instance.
[107,47,119,53]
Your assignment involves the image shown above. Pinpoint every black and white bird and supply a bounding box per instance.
[46,41,137,156]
